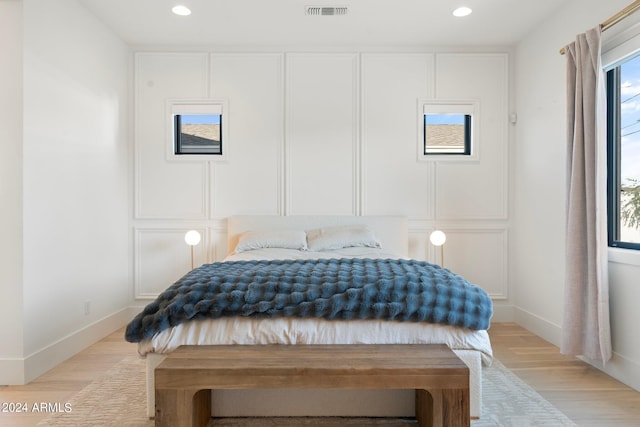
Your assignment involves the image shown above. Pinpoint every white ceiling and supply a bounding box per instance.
[78,0,570,48]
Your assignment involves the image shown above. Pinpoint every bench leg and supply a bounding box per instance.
[155,388,211,427]
[416,389,470,427]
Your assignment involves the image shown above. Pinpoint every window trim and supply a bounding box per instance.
[417,99,479,162]
[601,12,640,252]
[166,99,229,162]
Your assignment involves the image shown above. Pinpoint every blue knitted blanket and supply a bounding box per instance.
[125,258,493,343]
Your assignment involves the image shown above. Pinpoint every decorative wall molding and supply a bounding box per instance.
[133,50,512,302]
[134,52,211,220]
[284,53,360,215]
[432,53,509,221]
[208,222,228,262]
[359,53,437,219]
[134,157,210,220]
[209,53,285,218]
[134,227,208,298]
[135,51,509,221]
[409,224,509,300]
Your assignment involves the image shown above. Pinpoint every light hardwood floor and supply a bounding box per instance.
[489,323,640,426]
[0,322,639,426]
[0,330,138,427]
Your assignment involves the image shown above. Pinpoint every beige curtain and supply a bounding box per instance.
[563,27,611,362]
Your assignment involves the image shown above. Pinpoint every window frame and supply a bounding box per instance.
[173,113,223,156]
[166,99,229,162]
[423,113,472,156]
[417,99,479,162]
[606,64,640,250]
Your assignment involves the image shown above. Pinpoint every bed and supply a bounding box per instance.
[127,215,493,420]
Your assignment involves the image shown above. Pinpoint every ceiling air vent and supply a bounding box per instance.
[306,6,348,16]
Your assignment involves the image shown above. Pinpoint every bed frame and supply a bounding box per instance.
[144,215,484,419]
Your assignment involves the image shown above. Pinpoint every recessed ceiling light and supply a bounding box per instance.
[172,5,192,16]
[452,7,472,17]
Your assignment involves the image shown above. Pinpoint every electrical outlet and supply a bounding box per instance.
[84,301,91,316]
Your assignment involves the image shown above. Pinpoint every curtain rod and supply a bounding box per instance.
[559,0,640,55]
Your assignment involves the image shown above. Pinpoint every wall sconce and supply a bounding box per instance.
[184,230,201,270]
[429,230,446,267]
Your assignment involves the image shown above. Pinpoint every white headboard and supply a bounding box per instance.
[227,215,408,258]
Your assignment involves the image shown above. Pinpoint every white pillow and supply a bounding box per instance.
[234,230,308,253]
[306,225,381,251]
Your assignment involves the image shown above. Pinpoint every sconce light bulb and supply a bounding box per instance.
[430,230,447,246]
[185,230,201,246]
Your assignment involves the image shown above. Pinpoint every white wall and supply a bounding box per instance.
[133,50,512,320]
[2,0,131,383]
[0,0,25,384]
[513,0,640,390]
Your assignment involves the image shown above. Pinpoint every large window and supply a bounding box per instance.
[607,54,640,249]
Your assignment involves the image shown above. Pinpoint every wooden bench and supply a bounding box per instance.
[155,344,470,427]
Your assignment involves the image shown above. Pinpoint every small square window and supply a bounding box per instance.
[167,99,228,162]
[417,100,478,162]
[174,114,222,155]
[424,114,471,155]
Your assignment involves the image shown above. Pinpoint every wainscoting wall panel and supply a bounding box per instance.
[135,53,210,219]
[285,53,359,215]
[209,54,284,217]
[361,53,436,218]
[437,227,509,300]
[134,227,208,298]
[133,51,512,302]
[408,225,508,300]
[434,53,509,220]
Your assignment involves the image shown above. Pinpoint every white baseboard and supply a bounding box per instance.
[514,306,562,347]
[0,307,138,385]
[24,307,138,383]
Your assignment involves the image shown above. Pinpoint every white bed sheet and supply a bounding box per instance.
[139,317,492,365]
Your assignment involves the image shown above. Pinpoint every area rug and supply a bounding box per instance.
[471,359,575,427]
[37,357,575,427]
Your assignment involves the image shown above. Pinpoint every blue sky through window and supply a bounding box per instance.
[180,114,221,125]
[424,114,466,125]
